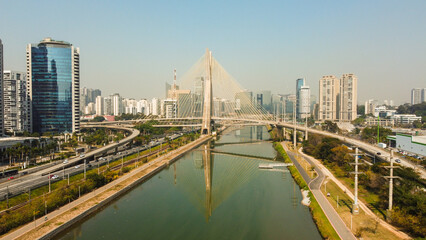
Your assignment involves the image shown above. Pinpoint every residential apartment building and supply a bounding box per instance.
[3,71,29,134]
[0,39,3,136]
[339,73,357,121]
[318,74,358,121]
[411,88,421,105]
[318,75,340,121]
[95,95,104,115]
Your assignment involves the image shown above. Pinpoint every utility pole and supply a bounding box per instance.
[384,150,400,219]
[350,148,363,215]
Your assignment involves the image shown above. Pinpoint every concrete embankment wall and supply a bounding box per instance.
[39,136,211,240]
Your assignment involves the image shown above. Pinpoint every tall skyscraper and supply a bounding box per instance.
[27,38,80,133]
[3,71,29,134]
[318,75,339,121]
[421,88,426,103]
[95,95,104,115]
[151,98,160,115]
[111,93,122,116]
[103,96,112,115]
[299,86,311,119]
[0,39,3,136]
[318,74,358,121]
[296,78,305,118]
[339,74,357,121]
[411,88,421,105]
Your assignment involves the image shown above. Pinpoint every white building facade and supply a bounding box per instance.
[3,70,29,134]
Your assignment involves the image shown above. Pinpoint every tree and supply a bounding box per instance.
[92,116,105,122]
[322,121,340,133]
[413,120,422,128]
[357,105,365,115]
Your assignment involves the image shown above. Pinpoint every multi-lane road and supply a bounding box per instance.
[0,125,138,199]
[0,129,189,200]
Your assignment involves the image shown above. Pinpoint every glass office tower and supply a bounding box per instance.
[27,38,80,133]
[296,78,305,119]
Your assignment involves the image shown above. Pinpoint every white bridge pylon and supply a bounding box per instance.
[201,49,213,135]
[174,49,272,134]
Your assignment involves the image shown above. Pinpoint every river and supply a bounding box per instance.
[56,126,321,240]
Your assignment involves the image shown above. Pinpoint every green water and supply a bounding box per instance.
[56,126,321,240]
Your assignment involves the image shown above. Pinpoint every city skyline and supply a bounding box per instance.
[1,1,426,105]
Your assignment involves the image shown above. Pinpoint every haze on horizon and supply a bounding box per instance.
[1,0,425,105]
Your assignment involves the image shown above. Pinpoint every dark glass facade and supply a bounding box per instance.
[31,44,73,133]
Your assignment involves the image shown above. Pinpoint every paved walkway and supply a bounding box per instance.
[281,142,356,240]
[298,147,410,239]
[1,136,210,240]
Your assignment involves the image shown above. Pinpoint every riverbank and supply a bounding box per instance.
[272,142,342,240]
[1,135,211,240]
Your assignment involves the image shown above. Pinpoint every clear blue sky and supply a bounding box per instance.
[1,0,425,104]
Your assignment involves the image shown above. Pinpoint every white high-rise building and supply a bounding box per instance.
[0,39,3,136]
[95,96,104,115]
[299,86,311,118]
[318,74,358,122]
[138,99,149,115]
[318,75,339,121]
[411,88,421,105]
[103,97,112,115]
[163,99,177,118]
[151,98,160,115]
[112,93,122,116]
[365,99,377,115]
[3,70,29,134]
[85,102,95,115]
[339,74,358,121]
[421,88,426,103]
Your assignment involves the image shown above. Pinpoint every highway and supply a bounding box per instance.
[0,130,188,200]
[0,125,138,200]
[261,119,426,179]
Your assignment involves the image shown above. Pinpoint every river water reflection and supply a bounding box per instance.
[57,126,321,240]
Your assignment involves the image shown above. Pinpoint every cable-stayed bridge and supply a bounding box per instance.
[82,48,425,178]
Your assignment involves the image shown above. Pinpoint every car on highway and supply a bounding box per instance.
[63,160,68,164]
[80,154,85,158]
[395,159,401,163]
[8,176,14,180]
[376,152,381,155]
[48,174,59,179]
[75,165,81,168]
